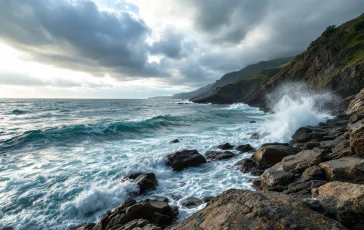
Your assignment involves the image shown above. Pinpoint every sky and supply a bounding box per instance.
[0,0,363,98]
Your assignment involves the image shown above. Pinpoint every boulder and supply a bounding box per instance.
[303,142,321,150]
[181,197,203,209]
[123,173,158,195]
[205,151,235,161]
[319,156,364,183]
[317,182,364,228]
[217,143,234,150]
[271,149,326,174]
[235,158,265,176]
[171,189,346,230]
[320,136,344,150]
[302,166,325,179]
[292,127,327,143]
[328,140,353,159]
[235,144,254,152]
[257,168,296,191]
[166,150,206,171]
[169,139,180,144]
[92,198,178,230]
[349,119,364,154]
[252,145,300,167]
[346,88,364,115]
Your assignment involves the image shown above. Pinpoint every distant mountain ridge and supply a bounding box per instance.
[172,84,213,99]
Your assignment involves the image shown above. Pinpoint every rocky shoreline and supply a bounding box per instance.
[73,89,363,230]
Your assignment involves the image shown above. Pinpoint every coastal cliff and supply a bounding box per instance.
[195,14,364,108]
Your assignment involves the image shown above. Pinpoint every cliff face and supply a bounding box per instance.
[195,14,364,107]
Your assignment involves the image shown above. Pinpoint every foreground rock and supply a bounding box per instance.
[317,182,364,228]
[166,150,206,171]
[90,198,178,230]
[171,189,346,230]
[205,151,235,161]
[123,173,158,195]
[252,144,300,167]
[319,156,364,183]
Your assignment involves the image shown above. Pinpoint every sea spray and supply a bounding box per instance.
[261,82,340,142]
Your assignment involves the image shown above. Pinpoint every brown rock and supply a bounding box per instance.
[346,88,364,115]
[252,145,300,167]
[319,157,364,183]
[317,182,364,228]
[258,168,296,191]
[181,197,203,209]
[171,189,346,230]
[235,158,265,176]
[349,119,364,154]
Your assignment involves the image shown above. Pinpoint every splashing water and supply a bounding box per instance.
[261,82,339,142]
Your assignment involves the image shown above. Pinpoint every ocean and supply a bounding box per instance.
[0,97,332,229]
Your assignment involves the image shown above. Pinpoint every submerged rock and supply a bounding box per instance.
[92,198,178,230]
[205,151,236,161]
[317,182,364,228]
[252,144,300,167]
[123,173,158,195]
[169,139,180,144]
[171,189,346,230]
[235,158,265,176]
[217,143,234,150]
[166,150,206,171]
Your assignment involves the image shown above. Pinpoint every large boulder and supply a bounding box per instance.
[205,151,235,161]
[319,156,364,183]
[317,182,364,228]
[92,198,178,230]
[166,150,206,171]
[349,119,364,154]
[123,173,158,195]
[171,189,346,230]
[252,145,300,167]
[271,149,326,174]
[292,127,327,143]
[256,168,296,191]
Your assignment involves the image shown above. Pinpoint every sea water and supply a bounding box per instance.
[0,93,333,229]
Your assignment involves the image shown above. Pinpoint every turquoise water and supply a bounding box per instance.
[0,99,270,229]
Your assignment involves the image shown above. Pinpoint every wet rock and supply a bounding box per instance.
[70,223,95,230]
[349,119,364,154]
[169,139,180,144]
[92,198,178,230]
[235,158,265,176]
[317,182,364,228]
[235,144,254,152]
[217,143,234,150]
[154,196,169,203]
[250,132,261,139]
[252,145,300,168]
[249,121,256,123]
[166,150,206,171]
[205,151,236,161]
[123,173,158,195]
[171,189,346,230]
[319,156,364,183]
[271,149,326,174]
[181,197,203,209]
[292,127,327,143]
[257,168,296,191]
[172,195,183,201]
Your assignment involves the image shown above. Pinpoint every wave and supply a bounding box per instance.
[11,109,28,115]
[0,115,185,150]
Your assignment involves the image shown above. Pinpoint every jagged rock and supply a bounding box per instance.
[169,139,180,144]
[292,127,327,143]
[235,158,265,176]
[320,136,344,150]
[349,119,364,154]
[166,150,206,171]
[217,143,234,150]
[205,151,235,161]
[181,197,203,209]
[328,140,354,159]
[92,198,178,230]
[271,149,326,174]
[252,145,300,167]
[285,180,328,195]
[235,144,254,152]
[346,88,364,115]
[319,156,364,183]
[171,189,346,230]
[317,182,364,228]
[257,168,296,191]
[70,224,96,230]
[123,173,158,195]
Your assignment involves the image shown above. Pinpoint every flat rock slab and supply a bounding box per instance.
[271,149,326,174]
[171,189,346,230]
[166,150,206,171]
[319,156,364,183]
[205,151,236,161]
[252,145,300,167]
[317,182,364,228]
